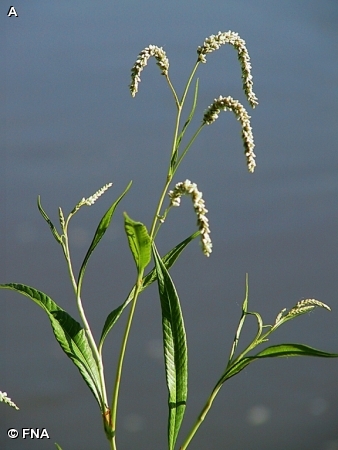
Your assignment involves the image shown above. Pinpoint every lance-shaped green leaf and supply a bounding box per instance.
[78,181,132,293]
[37,196,62,244]
[152,242,188,450]
[99,231,199,352]
[123,213,151,275]
[0,284,104,409]
[220,343,338,383]
[55,443,63,450]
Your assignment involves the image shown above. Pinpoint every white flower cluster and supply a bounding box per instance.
[0,391,19,410]
[197,31,258,108]
[168,180,212,257]
[130,45,169,97]
[274,308,287,325]
[83,183,113,206]
[274,299,331,325]
[203,95,256,173]
[289,299,331,315]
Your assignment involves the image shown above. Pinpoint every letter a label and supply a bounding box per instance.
[7,6,18,17]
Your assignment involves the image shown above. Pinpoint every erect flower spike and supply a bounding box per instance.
[83,183,113,206]
[71,183,113,215]
[168,180,212,257]
[203,95,256,173]
[130,45,169,97]
[197,30,258,108]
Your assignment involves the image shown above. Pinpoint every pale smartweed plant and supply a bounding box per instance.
[1,30,338,450]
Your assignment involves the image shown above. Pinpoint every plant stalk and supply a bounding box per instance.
[110,272,144,448]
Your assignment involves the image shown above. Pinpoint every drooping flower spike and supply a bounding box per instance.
[203,96,256,173]
[274,299,331,326]
[289,299,331,315]
[0,391,19,410]
[168,180,212,257]
[197,31,258,108]
[130,45,169,97]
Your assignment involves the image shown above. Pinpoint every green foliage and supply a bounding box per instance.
[99,230,199,352]
[123,212,151,275]
[0,284,105,410]
[153,243,188,450]
[37,196,63,245]
[221,295,337,383]
[224,344,338,381]
[78,181,132,296]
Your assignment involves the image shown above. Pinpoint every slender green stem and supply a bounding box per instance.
[61,223,77,292]
[165,74,180,109]
[149,61,201,239]
[179,277,267,449]
[180,320,275,450]
[173,124,204,175]
[149,176,173,238]
[227,274,249,364]
[148,101,181,238]
[75,289,109,406]
[179,383,222,450]
[227,312,265,370]
[62,219,109,410]
[110,272,144,448]
[180,336,260,450]
[180,61,200,111]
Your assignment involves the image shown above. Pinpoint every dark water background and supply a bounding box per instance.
[1,1,338,449]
